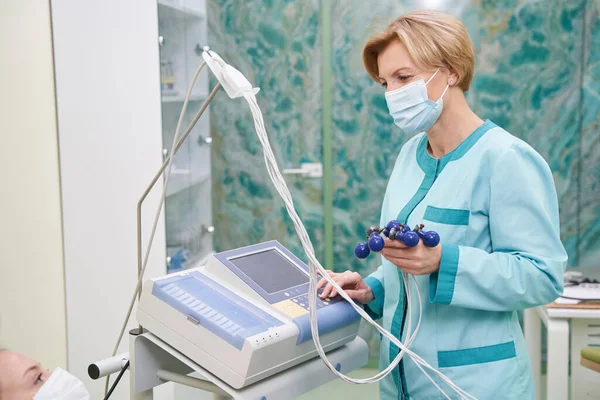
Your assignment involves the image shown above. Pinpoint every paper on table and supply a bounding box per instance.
[561,284,600,301]
[555,297,580,305]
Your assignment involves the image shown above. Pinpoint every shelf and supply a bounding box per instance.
[158,0,206,19]
[166,172,210,197]
[161,93,207,103]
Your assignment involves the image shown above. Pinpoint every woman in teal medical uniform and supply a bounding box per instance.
[318,10,567,400]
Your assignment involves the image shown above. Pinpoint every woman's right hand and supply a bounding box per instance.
[316,270,374,304]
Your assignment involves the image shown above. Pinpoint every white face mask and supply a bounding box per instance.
[385,68,449,135]
[34,368,91,400]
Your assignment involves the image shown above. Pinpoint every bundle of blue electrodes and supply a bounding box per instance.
[354,220,440,259]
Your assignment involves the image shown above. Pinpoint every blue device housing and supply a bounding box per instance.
[152,241,361,347]
[152,271,283,350]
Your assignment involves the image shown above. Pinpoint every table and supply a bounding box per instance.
[524,304,600,400]
[128,331,368,399]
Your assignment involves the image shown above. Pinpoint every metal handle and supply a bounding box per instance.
[198,136,212,146]
[283,162,323,178]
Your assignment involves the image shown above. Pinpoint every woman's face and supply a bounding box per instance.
[0,351,51,400]
[376,39,450,101]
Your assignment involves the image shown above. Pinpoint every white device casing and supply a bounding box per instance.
[136,258,359,389]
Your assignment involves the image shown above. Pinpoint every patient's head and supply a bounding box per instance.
[0,350,51,400]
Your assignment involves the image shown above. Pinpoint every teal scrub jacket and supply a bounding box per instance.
[363,120,568,400]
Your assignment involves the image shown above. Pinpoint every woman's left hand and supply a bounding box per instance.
[380,237,442,275]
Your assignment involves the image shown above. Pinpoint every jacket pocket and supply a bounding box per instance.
[438,341,516,368]
[424,206,470,226]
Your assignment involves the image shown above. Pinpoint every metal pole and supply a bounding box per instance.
[136,81,221,333]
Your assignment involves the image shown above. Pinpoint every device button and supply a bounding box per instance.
[180,293,191,300]
[165,286,179,295]
[183,297,195,306]
[197,306,210,315]
[190,300,201,308]
[222,321,234,330]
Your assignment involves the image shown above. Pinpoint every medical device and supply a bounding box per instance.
[137,240,361,388]
[100,49,476,400]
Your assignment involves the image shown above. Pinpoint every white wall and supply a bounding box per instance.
[51,1,169,398]
[0,0,68,370]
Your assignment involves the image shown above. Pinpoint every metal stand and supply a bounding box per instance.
[123,52,370,399]
[136,78,221,291]
[129,331,368,400]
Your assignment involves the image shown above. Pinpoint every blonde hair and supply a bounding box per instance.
[363,10,475,92]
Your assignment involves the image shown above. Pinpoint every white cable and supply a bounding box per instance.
[108,56,477,399]
[241,92,477,399]
[244,94,447,388]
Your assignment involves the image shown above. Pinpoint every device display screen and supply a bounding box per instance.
[229,249,308,294]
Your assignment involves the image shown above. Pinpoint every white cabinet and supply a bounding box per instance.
[157,0,214,273]
[50,0,209,398]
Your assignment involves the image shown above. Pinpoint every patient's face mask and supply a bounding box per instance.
[34,368,90,400]
[385,69,449,135]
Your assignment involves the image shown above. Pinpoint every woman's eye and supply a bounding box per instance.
[380,82,387,88]
[35,373,43,385]
[399,75,411,81]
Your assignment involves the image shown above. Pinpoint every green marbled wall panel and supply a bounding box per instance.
[579,0,600,266]
[207,0,325,261]
[206,0,597,273]
[472,0,585,266]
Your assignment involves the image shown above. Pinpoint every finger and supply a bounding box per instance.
[324,274,352,298]
[384,237,409,249]
[320,282,334,298]
[380,247,413,260]
[316,277,328,290]
[349,271,362,285]
[381,254,415,270]
[383,254,415,267]
[321,277,342,298]
[330,272,355,298]
[318,270,340,295]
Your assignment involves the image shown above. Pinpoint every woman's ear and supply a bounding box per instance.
[445,67,459,86]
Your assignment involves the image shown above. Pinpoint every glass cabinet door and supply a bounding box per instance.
[157,0,212,272]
